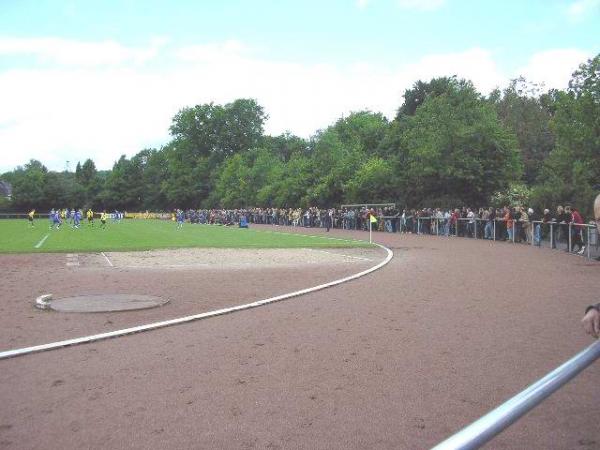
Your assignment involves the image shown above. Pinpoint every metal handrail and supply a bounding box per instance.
[432,339,600,450]
[407,216,598,258]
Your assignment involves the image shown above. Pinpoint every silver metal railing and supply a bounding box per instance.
[410,217,598,260]
[431,339,600,450]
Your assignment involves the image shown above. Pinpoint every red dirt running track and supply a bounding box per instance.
[0,227,598,449]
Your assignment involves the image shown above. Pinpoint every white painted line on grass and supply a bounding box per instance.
[101,252,114,267]
[0,243,393,360]
[34,234,49,249]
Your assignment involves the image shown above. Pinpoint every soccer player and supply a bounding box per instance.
[100,211,108,229]
[50,209,62,230]
[73,209,82,229]
[176,209,184,229]
[48,209,55,228]
[87,208,94,227]
[28,209,35,227]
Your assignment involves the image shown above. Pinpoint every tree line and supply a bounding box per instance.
[2,54,598,217]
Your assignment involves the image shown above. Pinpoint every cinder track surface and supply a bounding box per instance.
[0,228,598,449]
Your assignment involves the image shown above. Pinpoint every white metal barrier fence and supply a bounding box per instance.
[432,339,600,449]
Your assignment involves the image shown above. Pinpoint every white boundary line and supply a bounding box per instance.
[0,243,393,360]
[269,230,365,243]
[101,252,114,267]
[311,249,373,261]
[34,234,49,249]
[244,226,366,244]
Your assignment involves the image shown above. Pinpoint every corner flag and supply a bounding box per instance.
[369,213,377,244]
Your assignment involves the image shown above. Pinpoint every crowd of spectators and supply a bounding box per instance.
[389,205,593,254]
[177,205,596,254]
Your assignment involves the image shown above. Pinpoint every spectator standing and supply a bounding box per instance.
[571,207,585,254]
[555,206,569,249]
[485,207,495,240]
[504,207,514,242]
[325,208,333,232]
[513,207,523,243]
[520,207,530,243]
[466,208,475,238]
[529,208,541,245]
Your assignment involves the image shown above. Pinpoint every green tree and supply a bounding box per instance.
[490,77,555,184]
[307,128,363,206]
[75,158,102,207]
[165,99,267,207]
[169,99,266,160]
[345,157,395,203]
[396,76,463,119]
[272,154,314,207]
[132,149,169,210]
[264,132,308,162]
[532,54,600,216]
[398,82,522,206]
[10,160,48,210]
[102,155,144,210]
[332,111,389,155]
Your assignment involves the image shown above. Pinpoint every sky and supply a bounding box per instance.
[0,0,599,173]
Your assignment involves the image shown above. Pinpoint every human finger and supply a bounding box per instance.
[593,315,600,338]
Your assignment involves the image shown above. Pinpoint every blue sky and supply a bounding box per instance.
[0,0,599,172]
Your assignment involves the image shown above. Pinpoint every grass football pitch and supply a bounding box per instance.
[0,219,371,253]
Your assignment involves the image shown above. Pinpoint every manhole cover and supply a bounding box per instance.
[49,294,169,313]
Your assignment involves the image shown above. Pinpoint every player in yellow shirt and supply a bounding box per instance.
[86,208,94,227]
[100,211,108,229]
[27,209,35,228]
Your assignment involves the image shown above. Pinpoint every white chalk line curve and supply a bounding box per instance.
[310,249,373,261]
[34,234,49,249]
[101,252,114,267]
[0,243,393,360]
[243,226,366,244]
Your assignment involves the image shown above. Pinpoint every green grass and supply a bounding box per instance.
[0,219,370,253]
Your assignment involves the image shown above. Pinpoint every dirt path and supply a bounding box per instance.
[0,229,598,449]
[0,247,381,349]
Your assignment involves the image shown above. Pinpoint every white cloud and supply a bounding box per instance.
[397,0,446,11]
[567,0,600,21]
[0,37,592,173]
[356,0,370,9]
[515,48,590,89]
[0,37,163,66]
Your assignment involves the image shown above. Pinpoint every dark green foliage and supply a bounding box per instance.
[531,55,600,217]
[387,80,522,207]
[396,76,464,119]
[490,78,555,184]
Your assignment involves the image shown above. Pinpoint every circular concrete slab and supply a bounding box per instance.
[49,294,169,313]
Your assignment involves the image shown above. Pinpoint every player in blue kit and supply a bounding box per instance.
[176,209,185,229]
[73,209,82,229]
[50,210,62,230]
